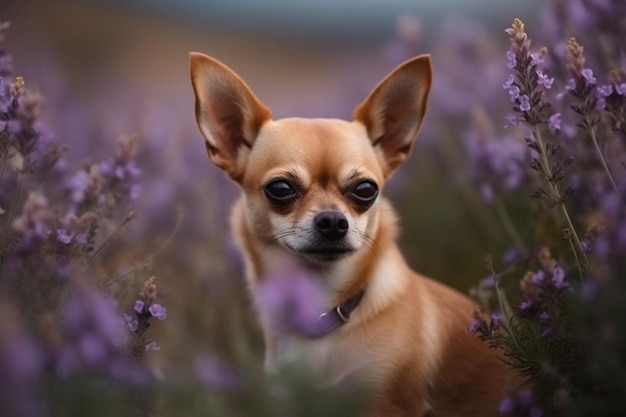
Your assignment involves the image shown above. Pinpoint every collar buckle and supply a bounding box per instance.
[335,304,350,323]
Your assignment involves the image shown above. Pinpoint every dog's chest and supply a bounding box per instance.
[266,333,368,385]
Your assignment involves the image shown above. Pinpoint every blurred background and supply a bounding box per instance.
[5,0,543,277]
[2,0,566,414]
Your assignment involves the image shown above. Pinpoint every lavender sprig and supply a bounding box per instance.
[566,37,620,195]
[125,276,167,358]
[505,18,588,268]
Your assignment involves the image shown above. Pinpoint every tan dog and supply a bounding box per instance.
[190,53,516,416]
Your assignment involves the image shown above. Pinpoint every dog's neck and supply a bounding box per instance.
[231,196,408,312]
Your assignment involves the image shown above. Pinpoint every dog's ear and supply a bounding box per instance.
[353,55,432,175]
[190,53,272,179]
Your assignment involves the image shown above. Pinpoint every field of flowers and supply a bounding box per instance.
[1,0,625,415]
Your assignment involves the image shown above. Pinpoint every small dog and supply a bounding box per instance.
[190,52,517,416]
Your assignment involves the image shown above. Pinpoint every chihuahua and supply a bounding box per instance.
[190,53,518,416]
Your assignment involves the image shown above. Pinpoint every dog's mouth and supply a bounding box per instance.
[284,243,356,262]
[300,247,355,262]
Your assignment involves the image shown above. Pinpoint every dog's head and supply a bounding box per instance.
[190,53,432,264]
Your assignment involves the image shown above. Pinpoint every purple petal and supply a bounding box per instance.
[133,300,145,314]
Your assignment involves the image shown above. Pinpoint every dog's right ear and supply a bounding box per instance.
[190,53,272,180]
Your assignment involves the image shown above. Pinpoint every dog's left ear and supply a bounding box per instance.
[353,55,432,175]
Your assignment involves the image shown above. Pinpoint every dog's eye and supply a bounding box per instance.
[351,181,378,202]
[264,180,297,203]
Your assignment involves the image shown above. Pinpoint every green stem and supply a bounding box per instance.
[85,219,129,265]
[589,126,620,194]
[102,208,183,289]
[566,230,585,283]
[494,200,527,258]
[533,126,588,267]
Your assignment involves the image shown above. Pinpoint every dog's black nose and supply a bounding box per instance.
[314,211,349,240]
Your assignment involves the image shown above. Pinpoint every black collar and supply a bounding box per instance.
[306,290,365,338]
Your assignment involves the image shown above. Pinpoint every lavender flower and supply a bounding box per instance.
[56,228,73,245]
[122,314,138,332]
[581,68,596,84]
[537,70,554,89]
[505,113,518,127]
[57,290,127,376]
[0,305,46,417]
[506,50,516,69]
[148,303,167,320]
[548,113,562,133]
[195,355,239,391]
[508,85,520,101]
[505,18,552,125]
[519,95,531,111]
[499,396,515,413]
[144,341,160,352]
[256,266,326,337]
[566,38,600,129]
[468,318,481,333]
[11,192,52,253]
[124,277,167,358]
[498,389,543,416]
[465,108,528,202]
[133,300,145,314]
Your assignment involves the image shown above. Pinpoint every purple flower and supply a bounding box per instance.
[505,113,518,127]
[596,84,613,109]
[67,171,89,203]
[552,266,569,290]
[548,113,562,133]
[537,70,554,89]
[99,160,114,176]
[0,307,46,417]
[133,300,145,314]
[468,318,481,333]
[508,85,520,101]
[7,119,22,136]
[519,95,531,111]
[78,332,108,365]
[530,52,543,66]
[506,50,516,69]
[598,84,613,97]
[195,355,239,390]
[582,68,596,84]
[491,312,503,328]
[531,270,545,284]
[539,311,550,321]
[56,228,72,244]
[122,314,138,332]
[616,83,626,96]
[57,291,129,378]
[62,293,123,344]
[145,341,160,352]
[565,78,576,91]
[519,300,533,311]
[499,395,515,413]
[502,75,515,89]
[148,304,167,321]
[256,266,326,337]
